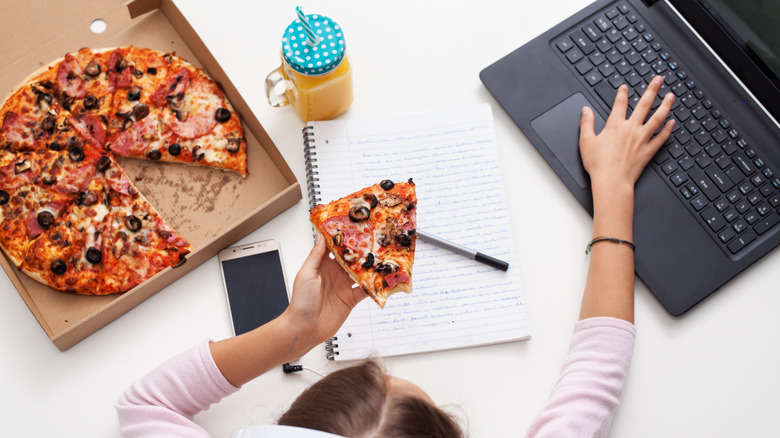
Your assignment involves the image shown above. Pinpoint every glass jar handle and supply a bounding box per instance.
[265,66,293,107]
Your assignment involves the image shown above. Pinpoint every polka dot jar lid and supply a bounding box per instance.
[282,11,346,76]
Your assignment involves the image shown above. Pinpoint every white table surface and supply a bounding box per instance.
[3,1,780,437]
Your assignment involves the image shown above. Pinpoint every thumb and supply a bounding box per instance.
[579,106,596,144]
[301,233,327,273]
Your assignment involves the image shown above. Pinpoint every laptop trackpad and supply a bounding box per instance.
[530,93,606,189]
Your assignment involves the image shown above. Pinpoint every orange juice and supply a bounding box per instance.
[266,9,353,121]
[283,54,353,121]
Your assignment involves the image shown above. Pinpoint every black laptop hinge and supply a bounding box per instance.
[641,0,661,7]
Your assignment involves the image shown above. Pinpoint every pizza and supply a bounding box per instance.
[309,179,417,308]
[0,46,248,295]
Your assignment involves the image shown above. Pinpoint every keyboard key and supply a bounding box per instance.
[599,63,615,77]
[557,38,575,52]
[584,71,602,86]
[606,8,620,20]
[701,206,726,232]
[582,24,602,42]
[690,169,720,201]
[623,27,639,41]
[718,228,736,243]
[679,155,694,171]
[576,60,594,75]
[732,219,748,233]
[594,81,617,107]
[671,172,688,186]
[722,208,739,222]
[566,48,584,63]
[589,51,606,66]
[617,3,630,14]
[727,230,756,254]
[635,61,652,76]
[711,129,728,143]
[757,203,771,216]
[594,16,612,32]
[754,212,780,235]
[608,74,625,88]
[570,30,596,55]
[705,167,735,192]
[744,210,760,225]
[733,153,756,176]
[614,17,629,30]
[690,195,708,211]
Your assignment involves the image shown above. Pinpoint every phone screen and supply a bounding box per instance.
[221,249,289,336]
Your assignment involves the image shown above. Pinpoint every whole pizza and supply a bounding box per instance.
[310,179,417,308]
[0,46,248,295]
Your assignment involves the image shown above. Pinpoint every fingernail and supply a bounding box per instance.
[653,76,663,85]
[665,92,674,101]
[582,106,591,115]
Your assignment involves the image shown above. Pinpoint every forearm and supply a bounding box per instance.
[580,180,636,323]
[209,315,313,387]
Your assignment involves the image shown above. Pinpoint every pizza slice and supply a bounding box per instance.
[18,152,191,295]
[309,179,417,308]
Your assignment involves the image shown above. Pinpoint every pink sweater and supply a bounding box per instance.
[116,317,635,437]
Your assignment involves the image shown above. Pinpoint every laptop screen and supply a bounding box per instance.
[669,0,780,123]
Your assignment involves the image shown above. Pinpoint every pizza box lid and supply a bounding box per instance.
[0,0,302,351]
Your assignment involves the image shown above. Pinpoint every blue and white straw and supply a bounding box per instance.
[296,6,320,46]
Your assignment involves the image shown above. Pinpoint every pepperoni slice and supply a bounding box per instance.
[384,271,411,289]
[150,68,190,107]
[166,112,217,139]
[107,116,155,156]
[1,112,37,150]
[69,115,105,148]
[56,54,88,99]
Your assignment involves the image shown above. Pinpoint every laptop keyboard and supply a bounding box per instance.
[552,2,780,257]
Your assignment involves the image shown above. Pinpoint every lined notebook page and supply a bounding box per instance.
[307,104,530,361]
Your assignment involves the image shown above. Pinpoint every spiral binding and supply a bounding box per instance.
[324,336,339,360]
[302,125,321,209]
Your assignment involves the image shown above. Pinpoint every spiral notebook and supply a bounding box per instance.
[304,104,530,361]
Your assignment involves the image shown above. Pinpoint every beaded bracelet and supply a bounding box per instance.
[585,236,636,255]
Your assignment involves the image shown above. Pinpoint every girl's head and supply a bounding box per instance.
[278,359,464,437]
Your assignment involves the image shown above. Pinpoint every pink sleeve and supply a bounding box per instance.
[525,317,636,438]
[116,341,240,438]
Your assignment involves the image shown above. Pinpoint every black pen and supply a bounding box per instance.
[416,230,509,271]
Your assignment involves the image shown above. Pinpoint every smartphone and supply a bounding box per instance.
[218,239,290,336]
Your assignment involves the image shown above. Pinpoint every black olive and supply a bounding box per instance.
[361,253,375,268]
[127,86,141,102]
[42,174,56,185]
[48,140,62,151]
[168,143,181,156]
[397,233,413,247]
[68,146,85,162]
[124,214,142,232]
[348,206,370,222]
[37,211,55,229]
[380,179,395,190]
[40,115,56,132]
[84,94,99,109]
[215,108,231,123]
[225,137,241,153]
[362,193,378,209]
[77,190,98,206]
[133,102,149,120]
[146,67,157,75]
[84,60,101,76]
[0,190,9,205]
[35,92,53,106]
[85,247,102,264]
[51,259,67,275]
[146,149,162,160]
[376,233,390,247]
[133,69,144,78]
[96,155,111,172]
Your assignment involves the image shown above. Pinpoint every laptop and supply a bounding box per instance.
[480,0,780,316]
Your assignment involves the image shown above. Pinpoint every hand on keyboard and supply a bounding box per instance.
[579,75,675,188]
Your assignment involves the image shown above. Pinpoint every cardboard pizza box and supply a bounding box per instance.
[0,0,301,351]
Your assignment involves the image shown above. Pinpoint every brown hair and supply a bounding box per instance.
[278,359,464,438]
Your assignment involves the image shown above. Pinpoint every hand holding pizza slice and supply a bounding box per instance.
[309,179,417,308]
